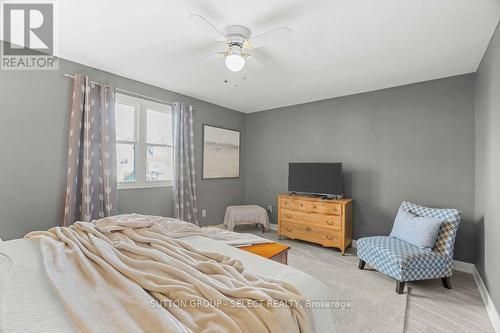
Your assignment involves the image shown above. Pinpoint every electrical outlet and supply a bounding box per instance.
[267,206,272,213]
[202,209,207,217]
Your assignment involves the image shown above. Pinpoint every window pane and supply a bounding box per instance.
[147,109,172,145]
[117,143,136,182]
[115,103,135,141]
[146,145,172,182]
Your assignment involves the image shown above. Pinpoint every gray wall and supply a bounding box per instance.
[244,74,476,262]
[475,21,500,312]
[0,43,246,240]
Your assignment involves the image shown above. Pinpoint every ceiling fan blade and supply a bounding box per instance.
[249,26,292,48]
[194,52,225,65]
[245,55,266,70]
[188,14,226,42]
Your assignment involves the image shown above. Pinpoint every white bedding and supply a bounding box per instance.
[3,237,334,333]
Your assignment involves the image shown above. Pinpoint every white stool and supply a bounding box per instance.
[223,205,270,232]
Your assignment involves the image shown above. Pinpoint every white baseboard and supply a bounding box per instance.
[452,260,474,273]
[473,266,500,332]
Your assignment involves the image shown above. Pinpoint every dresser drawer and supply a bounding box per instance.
[280,198,308,212]
[281,209,308,224]
[281,222,341,246]
[282,209,342,230]
[307,213,342,231]
[308,201,342,215]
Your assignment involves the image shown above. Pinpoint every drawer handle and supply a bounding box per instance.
[313,205,317,209]
[326,220,335,225]
[286,227,292,232]
[286,214,292,218]
[300,203,304,207]
[284,202,288,205]
[305,226,312,232]
[326,235,334,240]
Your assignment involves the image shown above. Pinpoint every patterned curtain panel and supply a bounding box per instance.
[172,102,198,225]
[63,74,118,226]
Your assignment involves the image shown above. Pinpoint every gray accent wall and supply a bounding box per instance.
[475,21,500,312]
[0,44,246,240]
[244,74,476,262]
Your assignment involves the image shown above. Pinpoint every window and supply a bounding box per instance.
[115,93,173,189]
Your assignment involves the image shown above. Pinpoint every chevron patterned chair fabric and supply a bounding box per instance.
[357,201,461,294]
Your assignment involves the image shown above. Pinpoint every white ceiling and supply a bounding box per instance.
[55,0,500,113]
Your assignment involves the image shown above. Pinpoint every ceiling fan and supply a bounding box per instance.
[188,14,292,72]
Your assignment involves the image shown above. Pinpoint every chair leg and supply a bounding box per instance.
[396,281,405,294]
[441,277,452,289]
[358,259,366,270]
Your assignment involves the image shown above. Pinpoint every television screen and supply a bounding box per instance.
[288,163,342,196]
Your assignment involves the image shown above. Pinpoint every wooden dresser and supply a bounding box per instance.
[277,194,353,255]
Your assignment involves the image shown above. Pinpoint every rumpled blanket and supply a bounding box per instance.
[25,214,311,333]
[97,214,272,247]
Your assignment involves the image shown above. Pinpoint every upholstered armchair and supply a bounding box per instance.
[356,201,461,294]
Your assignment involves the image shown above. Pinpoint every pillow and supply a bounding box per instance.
[0,239,13,333]
[390,207,443,250]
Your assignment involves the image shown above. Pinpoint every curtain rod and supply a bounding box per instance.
[63,73,173,106]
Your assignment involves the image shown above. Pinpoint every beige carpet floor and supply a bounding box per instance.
[239,226,494,333]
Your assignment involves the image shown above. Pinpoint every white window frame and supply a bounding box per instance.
[116,93,173,190]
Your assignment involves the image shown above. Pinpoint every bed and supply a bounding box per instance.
[1,218,335,333]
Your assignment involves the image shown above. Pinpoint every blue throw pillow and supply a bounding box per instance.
[389,207,443,250]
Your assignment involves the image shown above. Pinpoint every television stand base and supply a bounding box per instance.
[312,194,343,200]
[324,194,343,200]
[288,192,343,200]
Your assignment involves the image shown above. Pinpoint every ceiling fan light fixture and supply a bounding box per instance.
[225,47,245,72]
[189,14,292,73]
[225,54,245,72]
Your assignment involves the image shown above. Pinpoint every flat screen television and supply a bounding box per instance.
[288,163,342,196]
